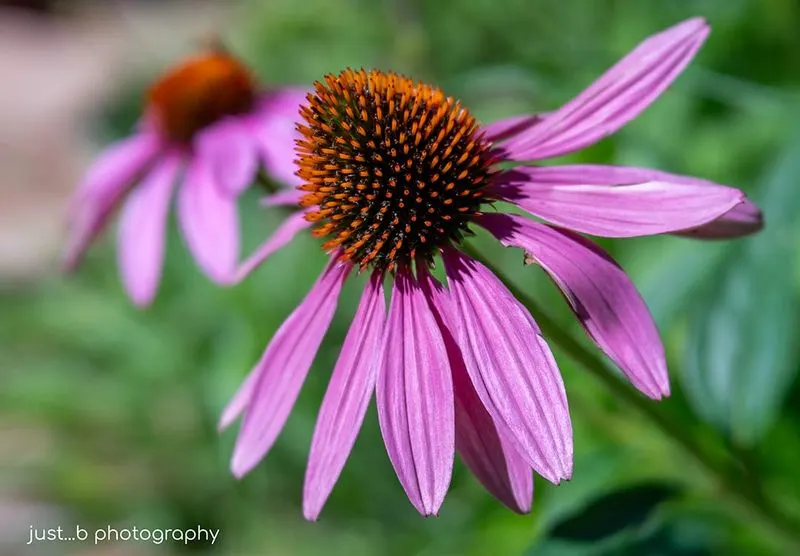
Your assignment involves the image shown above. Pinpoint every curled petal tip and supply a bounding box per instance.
[752,212,765,232]
[676,196,764,239]
[731,197,765,234]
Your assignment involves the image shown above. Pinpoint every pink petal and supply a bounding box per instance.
[453,356,534,512]
[218,367,258,431]
[260,189,304,208]
[177,155,241,284]
[442,248,572,483]
[675,197,763,238]
[230,259,350,478]
[491,165,744,238]
[232,210,312,283]
[376,269,455,515]
[482,114,546,143]
[419,268,533,513]
[116,152,181,307]
[501,18,709,161]
[196,118,258,196]
[304,272,386,520]
[480,212,669,399]
[62,133,160,270]
[253,88,308,187]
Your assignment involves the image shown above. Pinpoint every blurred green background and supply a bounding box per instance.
[2,0,799,554]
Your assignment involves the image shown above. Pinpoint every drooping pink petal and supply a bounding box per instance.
[196,118,258,196]
[253,88,308,187]
[260,189,304,208]
[62,133,161,270]
[232,210,312,283]
[482,114,545,143]
[376,269,454,515]
[419,267,533,513]
[675,197,763,238]
[501,18,709,161]
[453,355,534,512]
[304,272,386,521]
[491,165,744,238]
[442,248,572,483]
[116,152,181,307]
[177,155,240,284]
[480,212,669,399]
[230,259,350,478]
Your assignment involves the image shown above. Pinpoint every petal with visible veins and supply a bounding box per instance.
[480,212,669,399]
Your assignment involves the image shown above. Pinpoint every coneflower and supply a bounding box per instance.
[63,47,307,306]
[222,18,762,518]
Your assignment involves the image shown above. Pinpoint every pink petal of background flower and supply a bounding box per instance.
[197,119,259,196]
[63,133,161,271]
[117,151,181,307]
[254,88,309,187]
[178,156,241,283]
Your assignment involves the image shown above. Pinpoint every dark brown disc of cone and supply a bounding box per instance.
[296,68,495,272]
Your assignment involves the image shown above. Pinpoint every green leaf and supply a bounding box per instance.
[527,481,687,556]
[637,240,732,329]
[681,130,800,445]
[549,483,678,542]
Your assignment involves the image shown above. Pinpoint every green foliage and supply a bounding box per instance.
[682,129,800,445]
[527,483,725,556]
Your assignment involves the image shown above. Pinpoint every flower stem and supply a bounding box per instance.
[462,242,800,548]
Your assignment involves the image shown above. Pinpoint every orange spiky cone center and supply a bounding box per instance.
[296,68,495,272]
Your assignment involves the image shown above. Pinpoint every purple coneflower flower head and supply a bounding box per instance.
[62,48,307,306]
[221,18,763,519]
